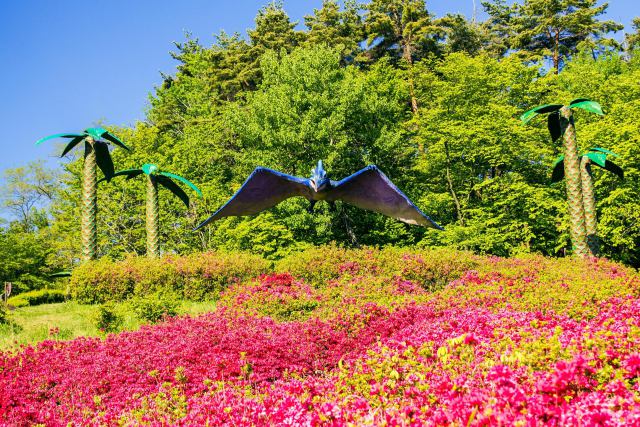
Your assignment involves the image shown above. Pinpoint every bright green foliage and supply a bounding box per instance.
[0,227,54,294]
[69,252,269,303]
[93,302,124,334]
[7,289,66,307]
[129,292,181,323]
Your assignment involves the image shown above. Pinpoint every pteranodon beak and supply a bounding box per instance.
[310,180,317,192]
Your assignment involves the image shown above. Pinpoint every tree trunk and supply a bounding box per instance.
[580,156,599,256]
[559,107,588,257]
[444,140,464,226]
[402,40,419,115]
[81,139,97,262]
[553,30,560,75]
[146,176,160,257]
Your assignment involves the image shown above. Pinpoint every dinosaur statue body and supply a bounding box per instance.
[195,161,442,230]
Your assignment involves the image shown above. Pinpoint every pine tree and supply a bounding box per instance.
[303,0,364,61]
[484,0,622,73]
[364,0,441,113]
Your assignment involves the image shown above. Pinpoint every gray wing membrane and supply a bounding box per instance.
[328,165,442,229]
[194,167,312,230]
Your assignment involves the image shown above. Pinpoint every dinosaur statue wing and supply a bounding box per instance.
[328,165,443,229]
[194,167,312,230]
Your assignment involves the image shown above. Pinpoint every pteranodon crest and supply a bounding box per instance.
[195,161,442,230]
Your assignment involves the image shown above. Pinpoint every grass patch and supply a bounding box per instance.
[0,300,215,351]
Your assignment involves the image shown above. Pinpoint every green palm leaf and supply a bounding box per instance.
[99,168,144,184]
[569,99,604,115]
[520,104,563,124]
[101,131,130,151]
[35,133,83,145]
[547,112,562,142]
[93,142,115,181]
[85,127,108,140]
[551,156,565,183]
[142,164,159,175]
[155,175,190,207]
[590,147,618,157]
[60,136,87,157]
[592,160,624,179]
[158,171,202,197]
[585,152,607,168]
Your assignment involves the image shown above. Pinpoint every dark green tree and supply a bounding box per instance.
[364,0,441,112]
[484,0,622,73]
[625,17,640,52]
[245,2,301,84]
[436,14,484,55]
[303,0,364,60]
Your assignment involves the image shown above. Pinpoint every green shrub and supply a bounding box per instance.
[7,297,28,308]
[7,289,66,307]
[93,303,124,334]
[276,245,479,291]
[69,252,269,303]
[130,293,180,323]
[0,304,8,325]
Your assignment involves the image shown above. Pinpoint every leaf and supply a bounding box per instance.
[93,142,115,181]
[158,171,202,197]
[60,136,86,157]
[569,99,604,115]
[547,112,562,142]
[155,175,190,207]
[551,156,565,183]
[49,271,72,278]
[102,131,130,151]
[35,133,83,145]
[85,127,108,140]
[142,164,159,175]
[592,160,624,179]
[98,169,144,184]
[569,98,590,105]
[590,147,618,157]
[585,152,607,168]
[520,104,563,124]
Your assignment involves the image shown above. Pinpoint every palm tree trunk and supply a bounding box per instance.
[146,175,160,257]
[559,107,588,257]
[580,156,599,256]
[81,139,97,261]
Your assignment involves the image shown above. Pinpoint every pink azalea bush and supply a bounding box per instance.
[2,247,640,425]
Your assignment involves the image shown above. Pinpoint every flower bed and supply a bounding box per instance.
[2,248,640,425]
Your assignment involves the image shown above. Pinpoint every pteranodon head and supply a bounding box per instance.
[309,160,330,192]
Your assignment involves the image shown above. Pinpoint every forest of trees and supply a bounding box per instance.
[3,0,640,290]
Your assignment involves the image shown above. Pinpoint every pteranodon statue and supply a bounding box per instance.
[194,161,443,230]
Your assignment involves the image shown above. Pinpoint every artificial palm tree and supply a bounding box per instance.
[520,98,604,257]
[551,147,623,256]
[108,164,202,257]
[36,127,129,261]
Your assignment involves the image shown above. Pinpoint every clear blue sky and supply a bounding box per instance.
[0,0,637,172]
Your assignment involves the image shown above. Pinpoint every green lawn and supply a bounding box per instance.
[0,300,215,351]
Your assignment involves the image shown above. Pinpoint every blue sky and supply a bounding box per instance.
[0,0,638,173]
